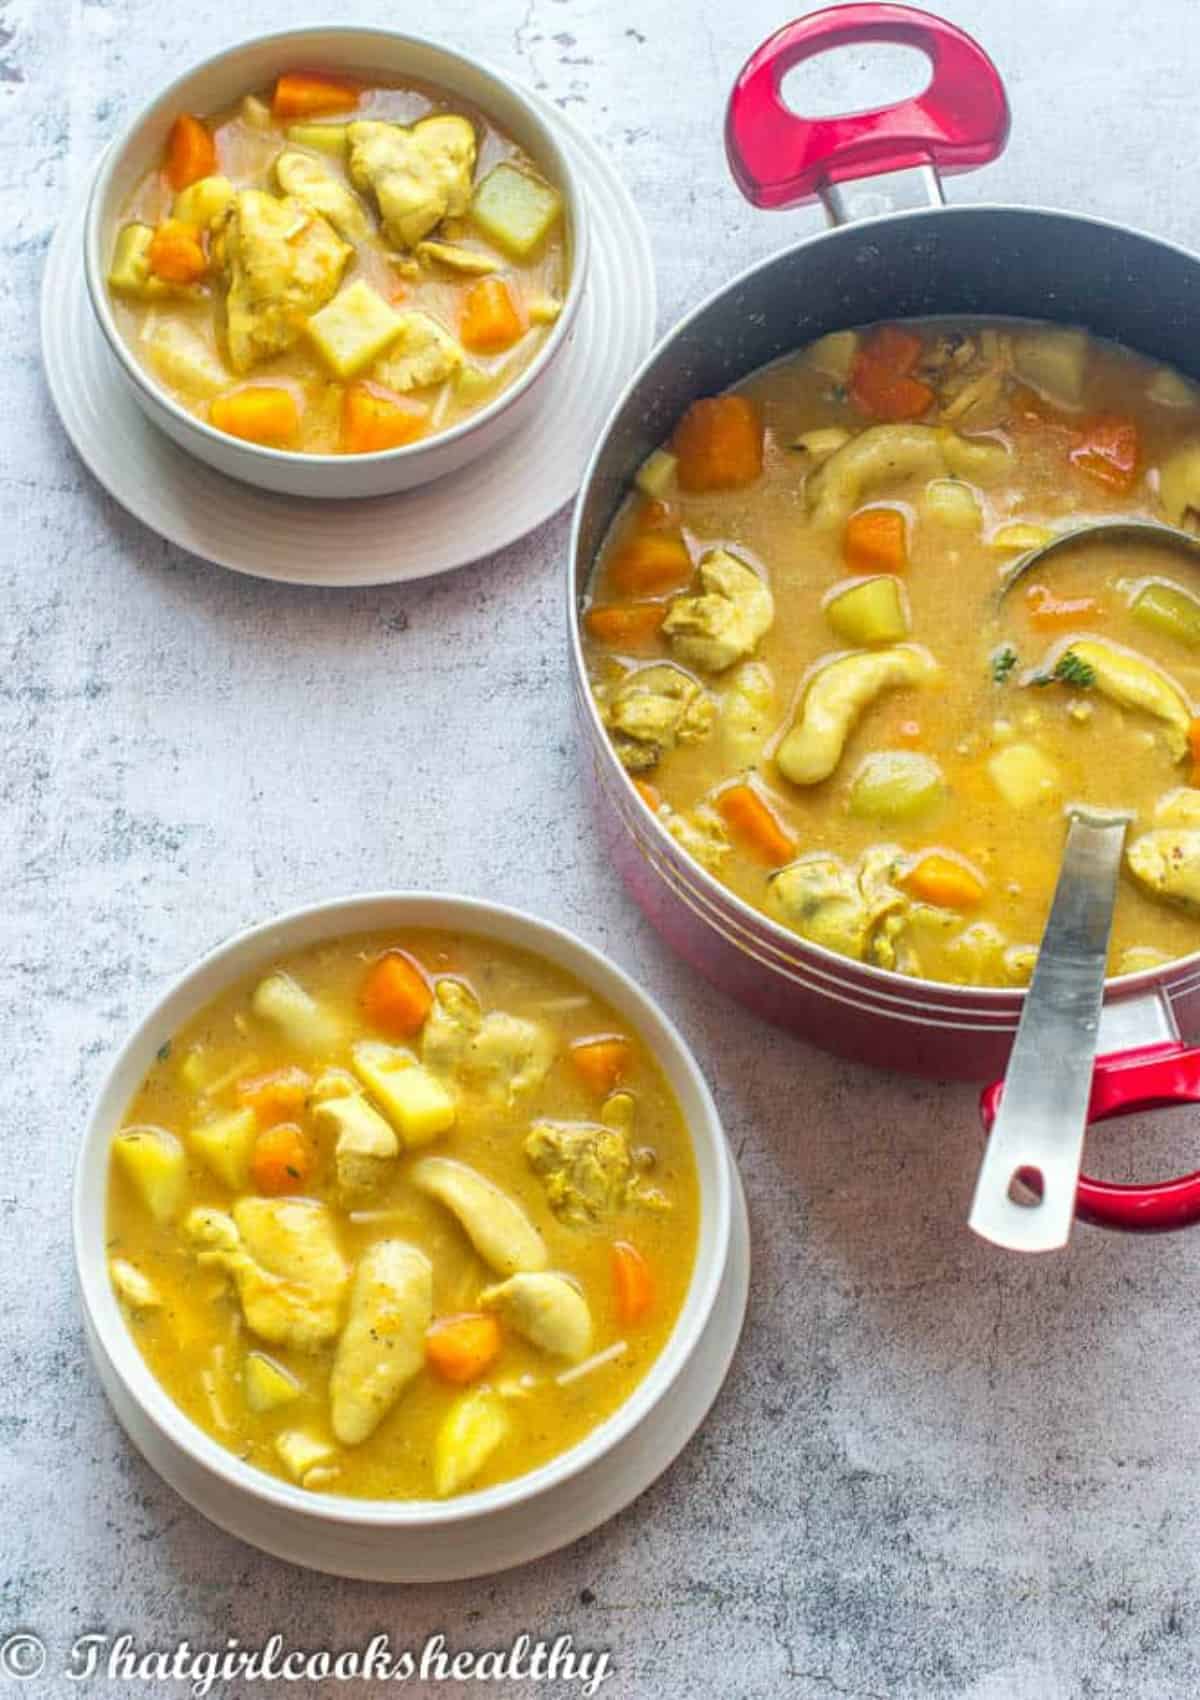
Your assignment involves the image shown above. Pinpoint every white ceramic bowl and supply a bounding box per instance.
[83,28,589,499]
[75,892,731,1545]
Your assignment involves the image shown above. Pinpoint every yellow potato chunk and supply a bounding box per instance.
[112,1127,186,1224]
[306,280,404,379]
[189,1106,257,1191]
[275,1429,336,1482]
[433,1388,512,1497]
[244,1351,301,1413]
[172,174,236,228]
[107,224,168,299]
[350,1041,456,1146]
[987,742,1061,810]
[471,162,562,259]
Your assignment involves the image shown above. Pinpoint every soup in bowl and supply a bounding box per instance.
[77,895,729,1519]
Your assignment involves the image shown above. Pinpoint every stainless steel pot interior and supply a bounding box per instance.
[569,205,1200,1072]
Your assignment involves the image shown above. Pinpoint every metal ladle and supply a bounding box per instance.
[999,518,1200,598]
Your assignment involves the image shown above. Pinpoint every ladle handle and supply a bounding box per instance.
[968,808,1130,1253]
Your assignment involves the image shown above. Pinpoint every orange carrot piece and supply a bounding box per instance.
[164,114,217,191]
[716,783,796,867]
[584,603,666,648]
[611,1241,655,1326]
[608,532,692,597]
[844,506,908,575]
[635,497,679,532]
[1025,583,1104,629]
[250,1123,312,1195]
[900,851,986,910]
[1069,414,1140,490]
[361,950,433,1038]
[849,326,934,421]
[425,1313,503,1385]
[672,395,763,492]
[210,387,299,446]
[147,219,207,285]
[236,1066,312,1128]
[460,277,524,353]
[271,72,360,119]
[633,778,661,811]
[570,1035,633,1095]
[341,381,428,453]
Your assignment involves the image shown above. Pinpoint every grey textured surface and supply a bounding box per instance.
[5,1,1200,1696]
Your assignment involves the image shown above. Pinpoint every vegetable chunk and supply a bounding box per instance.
[189,1107,258,1190]
[470,161,563,258]
[113,1127,186,1224]
[433,1388,511,1497]
[460,277,524,354]
[210,387,300,445]
[351,1041,456,1146]
[306,279,405,379]
[825,576,909,645]
[272,74,360,120]
[341,382,428,453]
[672,396,763,492]
[425,1313,502,1385]
[165,114,217,192]
[360,950,433,1038]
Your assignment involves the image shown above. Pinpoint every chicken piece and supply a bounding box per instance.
[661,802,730,873]
[274,150,372,243]
[184,1198,348,1351]
[416,238,498,275]
[410,1156,548,1275]
[600,663,715,772]
[776,646,939,785]
[806,424,1008,528]
[422,980,482,1075]
[1033,638,1192,759]
[662,549,775,674]
[220,190,351,372]
[768,850,905,960]
[524,1119,654,1225]
[463,1011,555,1106]
[312,1091,399,1201]
[347,115,476,249]
[372,309,464,391]
[721,660,776,770]
[329,1240,432,1445]
[1127,829,1200,912]
[480,1272,592,1363]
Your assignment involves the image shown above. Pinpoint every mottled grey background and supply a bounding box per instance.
[5,0,1200,1695]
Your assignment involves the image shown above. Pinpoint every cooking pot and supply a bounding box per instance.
[567,4,1200,1230]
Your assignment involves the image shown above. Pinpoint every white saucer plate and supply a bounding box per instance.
[41,97,656,587]
[84,1150,749,1583]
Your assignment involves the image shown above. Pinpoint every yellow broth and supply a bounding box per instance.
[582,319,1200,986]
[108,76,568,453]
[107,929,698,1500]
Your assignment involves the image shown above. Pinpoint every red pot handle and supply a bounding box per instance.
[725,4,1010,209]
[979,1043,1200,1233]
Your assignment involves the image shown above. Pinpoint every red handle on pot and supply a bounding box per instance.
[725,4,1010,209]
[980,1042,1200,1232]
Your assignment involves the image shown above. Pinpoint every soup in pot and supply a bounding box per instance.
[107,929,698,1499]
[582,319,1200,987]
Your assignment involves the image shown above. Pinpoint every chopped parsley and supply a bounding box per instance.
[1030,648,1096,689]
[991,645,1018,684]
[156,1040,172,1063]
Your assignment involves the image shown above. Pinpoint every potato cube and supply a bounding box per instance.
[988,742,1061,810]
[351,1041,455,1146]
[112,1127,186,1223]
[189,1106,257,1190]
[251,972,343,1053]
[244,1351,302,1413]
[305,280,405,378]
[275,1429,336,1482]
[635,449,677,499]
[172,174,236,228]
[470,163,562,259]
[433,1388,511,1497]
[285,123,349,156]
[107,224,167,299]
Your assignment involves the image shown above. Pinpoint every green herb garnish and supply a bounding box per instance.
[1053,650,1096,688]
[991,645,1018,684]
[156,1040,172,1063]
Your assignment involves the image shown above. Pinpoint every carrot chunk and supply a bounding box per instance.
[361,950,433,1038]
[611,1242,655,1326]
[210,387,299,446]
[1189,718,1200,787]
[460,277,524,353]
[1025,583,1104,630]
[584,603,666,648]
[632,778,661,810]
[570,1035,632,1095]
[164,114,217,192]
[425,1313,503,1385]
[844,506,908,575]
[900,851,986,910]
[147,219,207,285]
[271,72,360,119]
[849,326,934,421]
[236,1066,312,1128]
[715,783,796,867]
[1069,414,1140,490]
[250,1123,312,1195]
[341,381,428,453]
[608,532,692,597]
[635,497,679,532]
[672,395,763,492]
